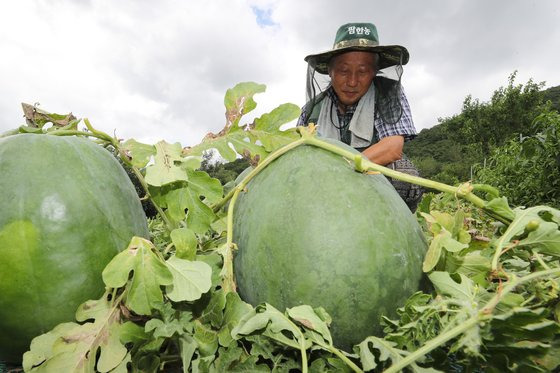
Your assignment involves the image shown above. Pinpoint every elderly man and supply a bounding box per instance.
[298,22,422,210]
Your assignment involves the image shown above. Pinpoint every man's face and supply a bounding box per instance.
[329,51,377,107]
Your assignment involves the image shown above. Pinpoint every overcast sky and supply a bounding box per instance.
[1,0,559,147]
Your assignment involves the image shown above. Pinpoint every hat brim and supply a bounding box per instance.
[304,45,409,74]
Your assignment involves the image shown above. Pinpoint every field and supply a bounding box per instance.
[1,82,559,372]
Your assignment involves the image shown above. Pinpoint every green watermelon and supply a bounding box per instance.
[233,140,427,349]
[0,134,149,362]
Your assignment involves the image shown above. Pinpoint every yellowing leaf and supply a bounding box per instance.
[23,294,127,373]
[423,231,445,272]
[423,228,468,272]
[224,82,266,129]
[431,211,455,232]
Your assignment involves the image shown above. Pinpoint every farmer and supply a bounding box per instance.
[298,22,423,211]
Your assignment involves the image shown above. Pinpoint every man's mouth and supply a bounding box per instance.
[343,91,359,99]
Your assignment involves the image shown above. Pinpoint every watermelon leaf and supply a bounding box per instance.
[122,139,156,168]
[193,321,219,357]
[232,303,308,350]
[145,141,200,187]
[224,82,266,129]
[518,221,560,256]
[199,289,227,328]
[186,169,223,204]
[164,186,217,233]
[217,293,253,347]
[286,305,333,346]
[186,82,300,162]
[170,227,198,260]
[179,335,198,371]
[165,255,212,302]
[356,336,442,372]
[145,318,183,339]
[102,237,173,315]
[428,272,475,303]
[23,293,128,373]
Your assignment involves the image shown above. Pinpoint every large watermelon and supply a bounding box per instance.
[233,140,427,349]
[0,134,149,362]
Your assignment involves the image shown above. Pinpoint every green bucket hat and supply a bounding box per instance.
[304,22,409,74]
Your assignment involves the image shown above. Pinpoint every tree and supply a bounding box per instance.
[406,73,554,185]
[474,110,560,207]
[459,72,545,155]
[199,153,250,186]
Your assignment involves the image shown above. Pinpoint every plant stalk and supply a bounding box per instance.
[383,316,481,373]
[304,137,482,205]
[47,129,113,141]
[303,136,513,225]
[219,137,306,293]
[213,132,512,225]
[327,346,364,373]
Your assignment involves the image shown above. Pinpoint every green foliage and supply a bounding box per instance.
[459,72,546,154]
[380,194,560,372]
[406,72,559,186]
[543,85,560,112]
[474,111,560,208]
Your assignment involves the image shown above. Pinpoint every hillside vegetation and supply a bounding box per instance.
[405,72,560,207]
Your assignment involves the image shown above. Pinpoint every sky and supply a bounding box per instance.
[1,0,559,147]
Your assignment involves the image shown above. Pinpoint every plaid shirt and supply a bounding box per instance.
[298,84,417,144]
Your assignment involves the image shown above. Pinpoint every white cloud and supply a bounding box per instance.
[1,0,559,148]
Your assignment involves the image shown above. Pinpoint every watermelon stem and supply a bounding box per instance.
[303,136,512,225]
[216,129,517,330]
[220,137,307,293]
[214,131,512,225]
[118,156,174,230]
[317,342,364,372]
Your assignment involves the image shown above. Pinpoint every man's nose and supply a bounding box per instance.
[347,72,358,87]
